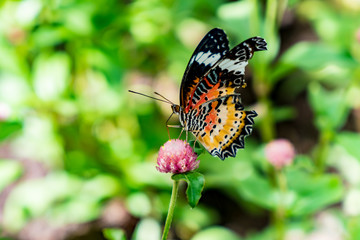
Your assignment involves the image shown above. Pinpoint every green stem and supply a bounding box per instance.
[250,0,261,36]
[265,0,277,34]
[275,168,287,240]
[277,0,288,25]
[348,216,360,240]
[162,180,179,240]
[314,130,332,174]
[259,97,275,142]
[251,0,280,143]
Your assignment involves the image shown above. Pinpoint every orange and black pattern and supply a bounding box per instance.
[181,95,257,160]
[175,28,267,160]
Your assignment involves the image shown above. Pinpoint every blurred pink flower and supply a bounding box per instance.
[265,139,295,169]
[156,139,199,174]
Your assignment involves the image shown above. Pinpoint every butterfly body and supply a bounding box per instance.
[174,28,267,160]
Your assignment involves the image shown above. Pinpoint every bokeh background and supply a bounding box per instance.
[1,0,360,239]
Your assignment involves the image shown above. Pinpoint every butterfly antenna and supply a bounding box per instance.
[154,92,174,104]
[128,90,171,104]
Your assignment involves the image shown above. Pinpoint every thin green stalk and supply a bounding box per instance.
[162,180,179,240]
[251,0,281,142]
[275,169,287,240]
[250,0,261,36]
[277,0,288,25]
[264,0,279,61]
[259,97,275,142]
[348,216,360,240]
[265,0,277,34]
[314,130,332,174]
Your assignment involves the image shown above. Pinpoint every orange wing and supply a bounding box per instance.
[187,95,257,160]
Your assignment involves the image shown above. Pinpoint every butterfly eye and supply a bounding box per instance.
[175,105,181,113]
[171,105,181,113]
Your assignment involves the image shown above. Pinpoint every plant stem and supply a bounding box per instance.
[348,216,360,239]
[259,97,275,142]
[314,130,332,174]
[250,0,280,143]
[250,0,261,36]
[162,180,179,240]
[275,168,287,240]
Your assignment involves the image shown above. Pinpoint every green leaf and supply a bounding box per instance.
[280,42,353,71]
[132,218,161,240]
[0,121,22,141]
[237,172,276,209]
[191,226,241,240]
[33,52,71,101]
[287,170,344,216]
[103,228,126,240]
[188,140,204,156]
[172,172,205,208]
[336,132,360,160]
[126,192,151,217]
[308,82,350,131]
[217,1,252,38]
[177,205,218,230]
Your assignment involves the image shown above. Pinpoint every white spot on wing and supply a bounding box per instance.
[195,50,221,66]
[218,59,248,73]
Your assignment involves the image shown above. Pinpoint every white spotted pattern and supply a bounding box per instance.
[193,50,222,67]
[218,58,248,73]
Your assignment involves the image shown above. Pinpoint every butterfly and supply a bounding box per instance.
[130,28,267,160]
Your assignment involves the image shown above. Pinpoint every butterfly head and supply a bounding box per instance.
[171,104,182,115]
[171,104,186,128]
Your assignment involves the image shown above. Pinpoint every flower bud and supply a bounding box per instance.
[265,139,295,169]
[156,139,199,174]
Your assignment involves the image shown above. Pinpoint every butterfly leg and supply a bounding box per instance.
[178,128,185,140]
[167,124,182,139]
[191,130,200,149]
[165,112,175,139]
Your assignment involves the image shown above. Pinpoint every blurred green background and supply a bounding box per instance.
[1,0,360,239]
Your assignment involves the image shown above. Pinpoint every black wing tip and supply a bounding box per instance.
[206,30,267,51]
[206,28,226,37]
[210,27,225,32]
[252,37,267,51]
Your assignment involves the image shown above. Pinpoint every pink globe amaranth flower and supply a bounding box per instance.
[265,139,295,169]
[156,139,199,174]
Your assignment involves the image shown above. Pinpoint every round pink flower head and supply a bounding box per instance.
[265,139,295,169]
[156,139,199,174]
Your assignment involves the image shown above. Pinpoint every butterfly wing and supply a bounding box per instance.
[184,37,267,113]
[182,33,267,159]
[180,28,229,108]
[187,95,257,160]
